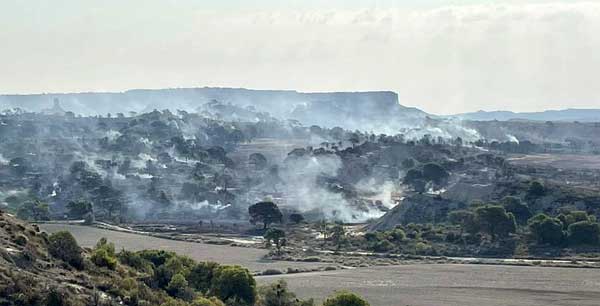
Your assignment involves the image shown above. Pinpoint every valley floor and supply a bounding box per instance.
[40,224,600,306]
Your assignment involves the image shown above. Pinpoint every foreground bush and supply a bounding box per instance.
[211,265,256,306]
[48,231,83,269]
[91,237,117,269]
[322,291,370,306]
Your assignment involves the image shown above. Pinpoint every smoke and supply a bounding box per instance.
[506,134,520,144]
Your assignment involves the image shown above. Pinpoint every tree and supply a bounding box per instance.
[501,196,531,225]
[210,266,256,306]
[16,199,49,221]
[288,213,305,224]
[528,181,545,197]
[448,210,477,235]
[567,221,600,245]
[264,228,286,255]
[421,163,449,184]
[558,211,591,230]
[475,205,516,241]
[528,214,564,246]
[249,153,268,170]
[329,224,347,251]
[166,273,190,298]
[48,231,83,269]
[66,200,92,219]
[322,291,370,306]
[249,202,283,229]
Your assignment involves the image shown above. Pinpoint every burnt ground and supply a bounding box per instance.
[40,224,600,306]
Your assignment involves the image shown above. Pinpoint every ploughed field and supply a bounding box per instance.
[40,224,600,306]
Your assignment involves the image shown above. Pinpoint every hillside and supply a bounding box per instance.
[454,109,600,122]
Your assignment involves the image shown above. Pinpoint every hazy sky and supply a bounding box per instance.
[2,0,600,114]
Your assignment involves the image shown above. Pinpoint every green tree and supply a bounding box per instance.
[322,291,370,306]
[448,210,477,235]
[421,163,449,184]
[528,181,545,197]
[248,202,283,229]
[475,205,516,241]
[188,261,221,294]
[210,266,256,306]
[66,200,93,219]
[567,221,600,245]
[264,228,286,255]
[16,199,49,221]
[501,196,531,225]
[528,214,564,246]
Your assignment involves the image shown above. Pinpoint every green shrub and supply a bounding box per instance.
[210,265,256,306]
[192,296,226,306]
[528,214,564,246]
[48,231,83,269]
[188,262,220,293]
[166,273,190,298]
[568,221,600,245]
[322,291,370,306]
[91,237,117,269]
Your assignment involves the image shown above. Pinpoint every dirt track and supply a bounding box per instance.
[41,224,600,306]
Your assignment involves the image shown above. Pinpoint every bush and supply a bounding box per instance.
[501,196,531,225]
[91,237,117,269]
[475,205,516,241]
[210,265,256,306]
[48,231,83,269]
[388,228,406,241]
[568,221,600,245]
[257,279,314,306]
[192,296,226,306]
[528,181,545,197]
[528,214,564,246]
[188,262,220,293]
[118,249,154,273]
[322,291,370,306]
[371,239,393,252]
[166,273,191,299]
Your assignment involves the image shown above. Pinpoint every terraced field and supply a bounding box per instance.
[40,224,600,306]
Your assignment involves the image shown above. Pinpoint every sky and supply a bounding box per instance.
[2,0,600,115]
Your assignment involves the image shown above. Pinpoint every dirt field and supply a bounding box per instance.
[39,224,326,272]
[507,153,600,170]
[40,224,600,306]
[260,264,600,306]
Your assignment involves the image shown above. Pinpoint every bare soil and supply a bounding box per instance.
[40,224,600,306]
[259,264,600,306]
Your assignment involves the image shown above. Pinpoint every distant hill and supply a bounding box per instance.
[0,87,428,130]
[453,109,600,122]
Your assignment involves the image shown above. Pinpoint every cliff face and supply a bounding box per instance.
[0,87,422,119]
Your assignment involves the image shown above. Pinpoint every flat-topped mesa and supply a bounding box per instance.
[0,87,408,119]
